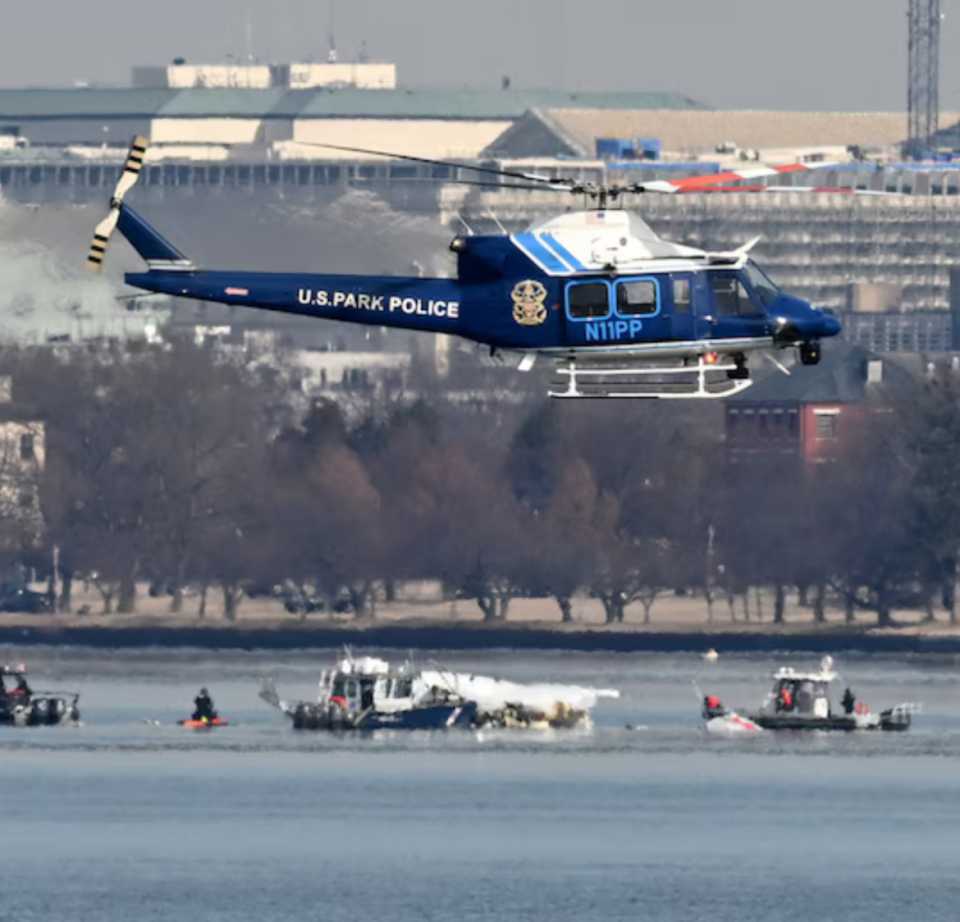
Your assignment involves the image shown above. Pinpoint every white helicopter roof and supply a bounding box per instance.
[512,209,708,276]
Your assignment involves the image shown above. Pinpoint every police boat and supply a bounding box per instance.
[702,656,917,733]
[259,655,478,731]
[259,652,619,732]
[0,663,80,728]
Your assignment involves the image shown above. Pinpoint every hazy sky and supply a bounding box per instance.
[1,0,958,111]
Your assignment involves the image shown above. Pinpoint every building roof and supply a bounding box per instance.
[729,343,908,404]
[0,89,177,120]
[0,87,705,122]
[928,119,960,151]
[494,109,960,158]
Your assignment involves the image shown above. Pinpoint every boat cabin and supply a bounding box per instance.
[321,655,428,714]
[764,657,838,719]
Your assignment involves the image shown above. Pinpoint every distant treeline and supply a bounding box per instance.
[2,341,959,627]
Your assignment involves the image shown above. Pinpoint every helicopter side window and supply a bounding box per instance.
[567,282,610,319]
[744,261,780,308]
[711,274,760,317]
[616,279,658,316]
[672,278,691,314]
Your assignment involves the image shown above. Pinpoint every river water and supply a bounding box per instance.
[1,647,958,921]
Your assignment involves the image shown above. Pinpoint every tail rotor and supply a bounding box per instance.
[85,135,148,271]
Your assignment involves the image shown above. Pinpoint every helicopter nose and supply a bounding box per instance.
[818,309,842,338]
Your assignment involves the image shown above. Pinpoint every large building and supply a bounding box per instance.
[0,87,703,154]
[487,108,960,160]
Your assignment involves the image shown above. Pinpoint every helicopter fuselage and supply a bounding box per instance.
[123,208,839,359]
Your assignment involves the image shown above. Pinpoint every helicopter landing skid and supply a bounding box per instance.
[548,355,754,400]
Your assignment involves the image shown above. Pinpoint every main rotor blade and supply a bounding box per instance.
[293,141,574,187]
[349,176,568,193]
[762,185,900,196]
[647,183,900,197]
[628,161,837,194]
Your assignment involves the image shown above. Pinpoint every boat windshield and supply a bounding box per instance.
[743,260,780,308]
[386,677,414,698]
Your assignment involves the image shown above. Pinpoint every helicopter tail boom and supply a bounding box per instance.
[110,201,467,338]
[124,265,467,337]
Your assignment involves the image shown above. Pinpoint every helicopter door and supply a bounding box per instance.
[669,274,696,341]
[704,271,767,340]
[689,272,716,341]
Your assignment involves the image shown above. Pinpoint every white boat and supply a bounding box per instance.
[701,656,919,733]
[0,663,80,727]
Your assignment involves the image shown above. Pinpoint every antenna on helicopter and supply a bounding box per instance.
[485,209,508,234]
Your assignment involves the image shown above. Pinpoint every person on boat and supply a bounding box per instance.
[10,675,32,700]
[192,688,217,722]
[842,687,856,715]
[702,694,725,719]
[777,684,794,712]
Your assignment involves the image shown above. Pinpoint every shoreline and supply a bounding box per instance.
[3,620,960,654]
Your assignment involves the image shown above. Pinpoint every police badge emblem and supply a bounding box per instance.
[511,280,548,326]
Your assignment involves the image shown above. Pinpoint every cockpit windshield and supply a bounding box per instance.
[743,260,780,308]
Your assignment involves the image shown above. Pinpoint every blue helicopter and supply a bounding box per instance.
[87,136,841,398]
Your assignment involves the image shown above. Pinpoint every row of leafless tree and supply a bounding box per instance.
[1,341,958,626]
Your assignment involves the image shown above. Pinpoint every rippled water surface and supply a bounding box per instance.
[2,646,959,921]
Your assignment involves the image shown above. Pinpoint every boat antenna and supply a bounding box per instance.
[426,657,459,696]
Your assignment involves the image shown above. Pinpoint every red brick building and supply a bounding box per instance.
[725,345,900,464]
